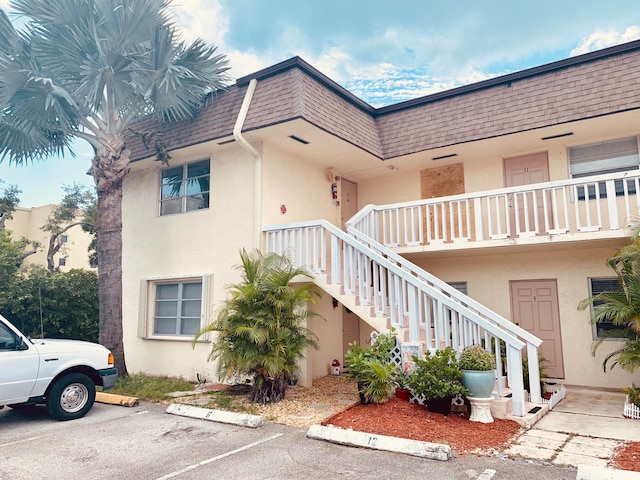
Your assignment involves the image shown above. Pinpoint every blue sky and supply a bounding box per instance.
[1,0,640,206]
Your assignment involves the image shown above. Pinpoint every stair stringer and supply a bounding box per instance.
[310,272,389,334]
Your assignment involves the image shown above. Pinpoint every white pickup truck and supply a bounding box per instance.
[0,314,118,420]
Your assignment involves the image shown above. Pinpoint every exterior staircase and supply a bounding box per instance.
[264,217,547,422]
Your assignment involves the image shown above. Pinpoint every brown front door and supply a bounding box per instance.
[341,179,358,230]
[504,153,550,237]
[510,279,564,379]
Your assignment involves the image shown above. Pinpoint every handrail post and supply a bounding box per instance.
[527,345,542,403]
[330,233,340,285]
[507,345,525,417]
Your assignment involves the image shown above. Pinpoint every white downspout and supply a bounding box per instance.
[233,79,262,249]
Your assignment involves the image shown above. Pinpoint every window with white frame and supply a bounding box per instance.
[588,278,623,338]
[569,137,639,198]
[153,281,203,336]
[160,159,210,215]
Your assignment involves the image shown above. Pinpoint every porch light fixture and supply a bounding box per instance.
[289,135,310,145]
[432,153,458,161]
[541,132,573,140]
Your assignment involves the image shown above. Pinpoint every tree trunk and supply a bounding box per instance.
[92,143,130,376]
[250,374,287,404]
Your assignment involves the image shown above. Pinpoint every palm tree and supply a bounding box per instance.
[0,0,229,374]
[195,249,320,404]
[578,226,640,373]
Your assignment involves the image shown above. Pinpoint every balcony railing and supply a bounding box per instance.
[349,170,640,251]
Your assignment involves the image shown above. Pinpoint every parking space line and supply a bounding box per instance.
[477,469,496,480]
[0,433,54,448]
[155,433,284,480]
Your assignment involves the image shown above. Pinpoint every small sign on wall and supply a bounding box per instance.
[400,342,422,374]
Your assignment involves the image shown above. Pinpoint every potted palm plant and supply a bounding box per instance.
[405,347,469,415]
[459,345,496,398]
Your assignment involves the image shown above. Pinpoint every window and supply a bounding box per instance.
[447,282,468,295]
[160,159,210,215]
[0,322,17,350]
[153,281,202,336]
[60,235,68,243]
[569,137,639,198]
[58,258,67,267]
[588,278,623,338]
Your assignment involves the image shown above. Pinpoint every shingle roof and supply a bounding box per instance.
[128,40,640,162]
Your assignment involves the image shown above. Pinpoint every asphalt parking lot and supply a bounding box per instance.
[0,401,575,480]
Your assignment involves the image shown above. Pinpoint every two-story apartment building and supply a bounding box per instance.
[7,205,93,271]
[122,40,640,416]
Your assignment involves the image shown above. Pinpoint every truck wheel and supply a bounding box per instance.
[46,373,96,421]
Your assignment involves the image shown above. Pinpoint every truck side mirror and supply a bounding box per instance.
[16,337,29,351]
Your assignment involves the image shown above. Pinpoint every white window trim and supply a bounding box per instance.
[138,274,213,341]
[159,158,211,216]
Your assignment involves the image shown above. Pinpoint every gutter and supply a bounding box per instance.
[233,78,262,249]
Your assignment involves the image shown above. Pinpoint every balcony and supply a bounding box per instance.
[349,170,640,253]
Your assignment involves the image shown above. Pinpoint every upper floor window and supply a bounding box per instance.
[60,235,69,243]
[569,137,639,198]
[160,160,210,216]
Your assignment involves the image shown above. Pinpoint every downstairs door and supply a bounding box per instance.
[510,279,565,379]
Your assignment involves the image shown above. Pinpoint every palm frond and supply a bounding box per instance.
[194,249,320,399]
[1,0,229,163]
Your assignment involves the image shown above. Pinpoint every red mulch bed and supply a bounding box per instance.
[321,397,640,471]
[611,442,640,472]
[321,397,522,453]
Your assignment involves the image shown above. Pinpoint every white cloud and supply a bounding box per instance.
[170,0,228,46]
[571,26,640,56]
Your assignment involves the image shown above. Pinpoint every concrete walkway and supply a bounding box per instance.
[505,387,639,478]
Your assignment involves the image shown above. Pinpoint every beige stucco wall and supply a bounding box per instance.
[122,145,257,381]
[122,140,364,382]
[412,244,640,389]
[358,171,421,207]
[307,294,343,380]
[261,143,341,228]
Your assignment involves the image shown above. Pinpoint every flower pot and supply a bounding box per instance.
[426,396,453,416]
[462,369,496,398]
[395,388,410,401]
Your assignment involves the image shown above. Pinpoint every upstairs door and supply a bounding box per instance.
[510,279,565,379]
[504,153,550,237]
[341,179,358,230]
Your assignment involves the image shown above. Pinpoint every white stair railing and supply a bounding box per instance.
[264,219,535,416]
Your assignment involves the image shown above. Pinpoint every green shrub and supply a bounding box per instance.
[459,345,495,371]
[406,347,469,400]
